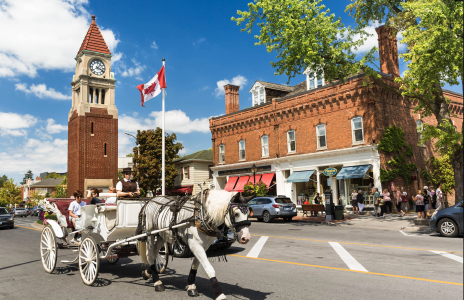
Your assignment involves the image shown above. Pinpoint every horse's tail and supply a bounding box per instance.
[136,240,149,265]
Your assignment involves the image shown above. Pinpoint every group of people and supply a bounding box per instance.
[350,189,366,215]
[413,184,444,219]
[303,192,322,216]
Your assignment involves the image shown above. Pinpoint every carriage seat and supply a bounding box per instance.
[50,199,90,228]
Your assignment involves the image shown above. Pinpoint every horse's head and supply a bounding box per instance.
[225,194,251,244]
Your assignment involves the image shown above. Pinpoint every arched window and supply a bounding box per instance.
[416,120,423,144]
[101,89,105,104]
[91,122,94,135]
[261,135,269,157]
[351,116,364,143]
[316,124,326,149]
[219,144,225,163]
[88,88,93,103]
[239,140,246,160]
[287,130,296,153]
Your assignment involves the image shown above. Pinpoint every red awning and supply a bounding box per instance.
[260,173,275,188]
[234,176,250,192]
[166,186,193,195]
[249,174,262,184]
[224,176,239,192]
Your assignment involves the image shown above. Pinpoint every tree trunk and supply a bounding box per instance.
[452,143,464,202]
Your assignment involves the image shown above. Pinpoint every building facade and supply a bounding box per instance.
[67,15,118,196]
[209,25,463,208]
[171,150,213,195]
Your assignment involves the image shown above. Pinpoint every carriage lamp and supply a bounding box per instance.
[251,164,258,185]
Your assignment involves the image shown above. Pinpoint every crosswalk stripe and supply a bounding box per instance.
[430,251,463,264]
[329,242,368,272]
[246,236,269,258]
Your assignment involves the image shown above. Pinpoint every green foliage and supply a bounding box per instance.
[118,169,123,181]
[21,170,33,185]
[422,155,455,195]
[132,128,183,194]
[44,172,66,179]
[0,179,22,207]
[378,125,416,185]
[53,184,67,198]
[243,181,268,197]
[421,120,463,158]
[45,192,50,198]
[139,188,147,198]
[126,153,134,157]
[0,175,7,189]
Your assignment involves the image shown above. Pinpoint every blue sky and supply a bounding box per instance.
[0,0,461,184]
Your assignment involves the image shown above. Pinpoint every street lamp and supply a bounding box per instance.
[251,164,258,185]
[125,132,140,184]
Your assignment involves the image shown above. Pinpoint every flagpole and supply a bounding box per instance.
[162,58,166,196]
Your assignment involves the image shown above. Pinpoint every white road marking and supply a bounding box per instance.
[399,230,426,237]
[246,236,269,258]
[430,251,463,264]
[329,242,368,272]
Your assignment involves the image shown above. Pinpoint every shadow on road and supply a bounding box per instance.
[0,259,41,271]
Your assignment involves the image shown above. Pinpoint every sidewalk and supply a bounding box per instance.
[292,212,432,232]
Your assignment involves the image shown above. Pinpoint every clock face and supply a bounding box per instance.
[90,59,105,76]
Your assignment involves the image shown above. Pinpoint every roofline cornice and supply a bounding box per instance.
[75,50,112,61]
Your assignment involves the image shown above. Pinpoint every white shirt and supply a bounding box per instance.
[106,197,117,204]
[68,200,86,220]
[116,178,139,192]
[436,188,443,199]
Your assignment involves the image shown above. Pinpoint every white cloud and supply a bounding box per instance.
[121,59,146,77]
[15,83,71,100]
[349,22,406,54]
[0,112,37,130]
[35,129,52,140]
[112,52,123,63]
[132,112,139,117]
[200,86,209,91]
[46,119,68,134]
[151,41,159,50]
[0,0,120,77]
[193,38,206,46]
[213,75,248,98]
[178,148,189,156]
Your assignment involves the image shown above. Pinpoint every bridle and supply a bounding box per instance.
[224,202,251,240]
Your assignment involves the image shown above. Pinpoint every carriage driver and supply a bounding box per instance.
[116,167,140,198]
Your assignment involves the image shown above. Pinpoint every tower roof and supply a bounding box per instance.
[77,15,111,56]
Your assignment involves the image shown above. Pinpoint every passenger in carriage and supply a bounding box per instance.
[89,188,102,205]
[69,190,86,230]
[106,186,117,204]
[116,167,140,199]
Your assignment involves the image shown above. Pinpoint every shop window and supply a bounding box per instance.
[239,140,246,160]
[261,135,269,157]
[351,116,364,143]
[219,144,225,163]
[287,130,296,153]
[416,120,424,145]
[317,124,326,149]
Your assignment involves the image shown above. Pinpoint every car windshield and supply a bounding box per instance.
[275,198,292,204]
[0,208,8,214]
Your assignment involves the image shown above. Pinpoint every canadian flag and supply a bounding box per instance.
[136,65,166,107]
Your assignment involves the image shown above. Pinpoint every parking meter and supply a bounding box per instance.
[325,189,335,221]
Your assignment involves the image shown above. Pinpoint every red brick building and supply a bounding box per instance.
[209,25,463,208]
[67,15,118,197]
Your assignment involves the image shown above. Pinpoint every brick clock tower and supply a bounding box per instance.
[67,15,118,197]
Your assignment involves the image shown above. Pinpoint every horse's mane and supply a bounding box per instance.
[205,190,238,226]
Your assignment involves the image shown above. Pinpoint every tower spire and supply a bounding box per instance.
[77,15,111,55]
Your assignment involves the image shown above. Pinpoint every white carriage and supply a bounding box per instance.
[39,194,172,285]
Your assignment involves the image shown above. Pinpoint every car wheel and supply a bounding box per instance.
[438,218,459,237]
[263,211,272,223]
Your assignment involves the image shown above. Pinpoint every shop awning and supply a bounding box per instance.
[224,176,239,192]
[248,174,262,184]
[234,176,250,192]
[260,173,275,187]
[286,170,315,183]
[336,165,372,179]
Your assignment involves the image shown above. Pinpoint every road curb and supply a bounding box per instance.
[31,221,44,230]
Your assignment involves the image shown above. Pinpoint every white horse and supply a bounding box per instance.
[136,190,251,300]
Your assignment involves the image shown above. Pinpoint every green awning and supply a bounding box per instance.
[336,165,372,179]
[286,170,315,183]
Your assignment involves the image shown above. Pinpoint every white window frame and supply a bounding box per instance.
[287,130,296,153]
[316,124,327,149]
[261,135,269,157]
[239,140,246,161]
[304,68,325,91]
[351,116,364,144]
[250,83,266,107]
[219,144,225,164]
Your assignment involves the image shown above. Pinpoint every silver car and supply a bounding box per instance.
[248,196,297,223]
[13,208,28,217]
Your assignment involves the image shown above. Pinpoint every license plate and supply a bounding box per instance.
[285,207,291,210]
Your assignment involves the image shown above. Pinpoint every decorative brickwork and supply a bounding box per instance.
[375,25,400,78]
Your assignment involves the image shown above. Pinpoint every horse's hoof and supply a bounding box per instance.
[154,281,165,292]
[188,289,199,297]
[142,270,151,280]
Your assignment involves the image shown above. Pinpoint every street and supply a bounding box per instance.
[0,217,462,300]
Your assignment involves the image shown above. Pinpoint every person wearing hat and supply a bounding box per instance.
[116,167,140,198]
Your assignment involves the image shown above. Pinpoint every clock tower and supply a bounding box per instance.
[67,15,118,197]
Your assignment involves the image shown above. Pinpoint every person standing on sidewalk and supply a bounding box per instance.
[435,184,444,211]
[423,187,431,212]
[351,190,359,214]
[378,191,386,218]
[415,190,425,219]
[357,190,365,215]
[430,187,437,209]
[372,188,380,216]
[395,188,403,217]
[400,188,409,216]
[382,189,392,214]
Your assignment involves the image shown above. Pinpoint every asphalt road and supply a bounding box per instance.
[0,217,462,300]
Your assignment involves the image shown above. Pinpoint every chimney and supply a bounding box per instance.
[375,25,400,78]
[36,176,41,182]
[224,84,240,114]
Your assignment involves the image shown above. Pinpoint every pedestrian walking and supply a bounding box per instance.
[378,192,386,218]
[382,189,392,214]
[430,187,437,209]
[423,187,430,212]
[415,190,425,219]
[435,184,444,211]
[351,190,359,214]
[357,190,364,215]
[395,188,403,216]
[372,187,380,216]
[400,188,409,216]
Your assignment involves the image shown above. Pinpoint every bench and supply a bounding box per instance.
[301,204,326,217]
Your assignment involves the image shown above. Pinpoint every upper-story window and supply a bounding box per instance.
[261,135,269,157]
[183,166,190,179]
[351,116,364,143]
[304,68,325,91]
[416,120,424,145]
[239,140,246,160]
[316,124,327,149]
[287,130,296,153]
[250,84,266,106]
[219,144,225,163]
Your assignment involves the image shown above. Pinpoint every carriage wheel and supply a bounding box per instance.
[40,226,57,274]
[79,236,100,285]
[155,242,169,274]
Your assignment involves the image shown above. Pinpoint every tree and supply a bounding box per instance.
[132,128,183,195]
[21,170,33,185]
[0,175,7,189]
[126,153,134,157]
[44,172,66,179]
[0,179,22,208]
[233,0,463,199]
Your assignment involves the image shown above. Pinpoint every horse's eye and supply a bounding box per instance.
[235,213,239,217]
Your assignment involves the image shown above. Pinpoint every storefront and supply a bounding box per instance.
[214,164,277,194]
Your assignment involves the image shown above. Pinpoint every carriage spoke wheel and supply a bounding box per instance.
[155,242,169,274]
[40,226,57,274]
[79,236,100,285]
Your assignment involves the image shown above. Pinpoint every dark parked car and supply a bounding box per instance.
[430,200,463,237]
[0,207,14,229]
[248,196,297,223]
[31,206,40,216]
